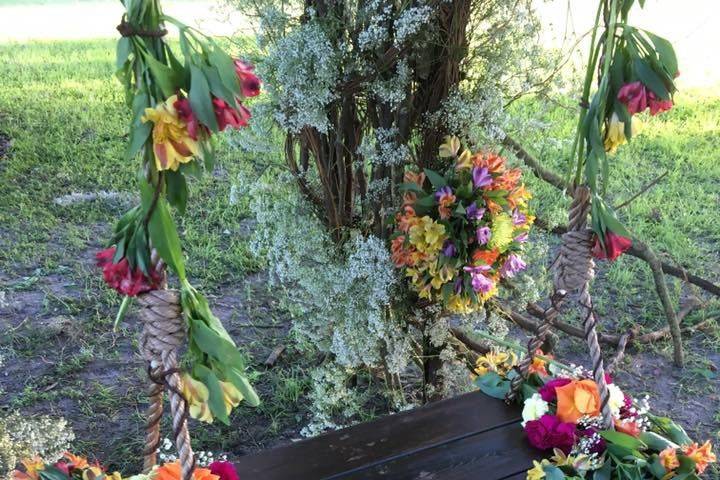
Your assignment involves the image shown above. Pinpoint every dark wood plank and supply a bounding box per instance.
[335,421,538,480]
[235,391,522,480]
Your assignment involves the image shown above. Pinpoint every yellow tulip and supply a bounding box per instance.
[604,112,640,153]
[438,135,461,158]
[219,380,244,414]
[181,373,213,423]
[142,95,200,171]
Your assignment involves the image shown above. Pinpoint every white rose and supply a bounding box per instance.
[607,383,626,416]
[521,393,549,427]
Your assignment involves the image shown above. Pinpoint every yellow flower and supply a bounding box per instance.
[604,112,640,153]
[526,460,548,480]
[447,294,473,314]
[474,349,518,377]
[488,213,514,252]
[439,135,461,158]
[82,467,104,480]
[219,380,244,414]
[142,95,200,171]
[408,216,446,254]
[455,149,473,171]
[181,373,213,423]
[16,457,44,480]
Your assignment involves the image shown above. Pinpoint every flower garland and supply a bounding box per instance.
[570,0,679,260]
[474,351,717,479]
[97,0,261,424]
[391,136,532,314]
[11,453,241,480]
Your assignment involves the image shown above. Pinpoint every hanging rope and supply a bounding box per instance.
[554,186,614,429]
[138,289,196,480]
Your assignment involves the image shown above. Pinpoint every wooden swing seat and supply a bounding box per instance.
[234,390,537,479]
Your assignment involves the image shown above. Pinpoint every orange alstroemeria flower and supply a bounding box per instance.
[404,170,426,188]
[63,453,89,470]
[391,236,416,267]
[528,349,550,376]
[491,168,522,191]
[659,447,680,471]
[507,184,531,209]
[555,379,601,423]
[615,419,641,437]
[157,462,219,480]
[682,441,717,474]
[472,248,500,266]
[12,457,45,480]
[472,152,506,173]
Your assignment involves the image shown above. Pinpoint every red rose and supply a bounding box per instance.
[592,231,632,261]
[524,414,576,454]
[209,461,239,480]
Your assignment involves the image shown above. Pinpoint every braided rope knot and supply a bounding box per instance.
[137,290,196,480]
[554,229,595,292]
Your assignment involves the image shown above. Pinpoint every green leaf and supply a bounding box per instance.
[600,430,647,451]
[144,55,179,98]
[473,371,510,400]
[647,414,692,445]
[126,92,151,160]
[676,455,697,475]
[647,455,667,479]
[415,194,437,208]
[189,64,219,132]
[646,32,679,77]
[203,65,239,110]
[639,431,678,452]
[39,467,69,480]
[116,37,131,71]
[225,367,260,407]
[542,465,565,480]
[190,319,247,370]
[634,59,670,100]
[208,44,241,97]
[193,364,229,425]
[165,170,188,215]
[423,168,447,188]
[147,196,186,280]
[399,182,425,193]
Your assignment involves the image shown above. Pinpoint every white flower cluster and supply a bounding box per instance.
[0,412,74,476]
[358,0,392,52]
[357,126,408,167]
[369,59,411,108]
[157,437,227,467]
[260,23,339,133]
[393,5,433,45]
[428,87,506,145]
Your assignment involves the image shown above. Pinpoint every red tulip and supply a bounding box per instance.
[174,96,202,140]
[96,247,163,296]
[213,98,250,131]
[591,231,632,261]
[617,81,649,115]
[233,59,261,97]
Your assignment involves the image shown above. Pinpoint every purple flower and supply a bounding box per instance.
[514,232,529,243]
[472,166,492,189]
[524,414,576,454]
[466,202,486,221]
[442,240,457,258]
[500,254,526,278]
[476,226,491,245]
[435,185,453,200]
[512,209,527,226]
[453,277,463,294]
[463,265,493,293]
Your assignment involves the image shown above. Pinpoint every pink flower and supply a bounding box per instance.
[233,59,261,98]
[617,81,649,115]
[476,226,491,245]
[591,231,632,261]
[499,254,526,278]
[524,414,576,454]
[209,461,239,480]
[538,378,572,402]
[213,98,251,131]
[463,265,494,294]
[173,96,202,140]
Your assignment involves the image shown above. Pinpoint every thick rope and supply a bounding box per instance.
[138,289,196,480]
[506,290,567,403]
[553,187,614,429]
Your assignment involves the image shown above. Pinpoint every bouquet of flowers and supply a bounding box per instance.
[11,453,241,480]
[96,0,261,425]
[390,136,533,314]
[474,351,717,479]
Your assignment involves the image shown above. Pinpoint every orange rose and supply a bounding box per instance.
[555,379,601,423]
[682,441,717,474]
[659,447,680,471]
[156,462,219,480]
